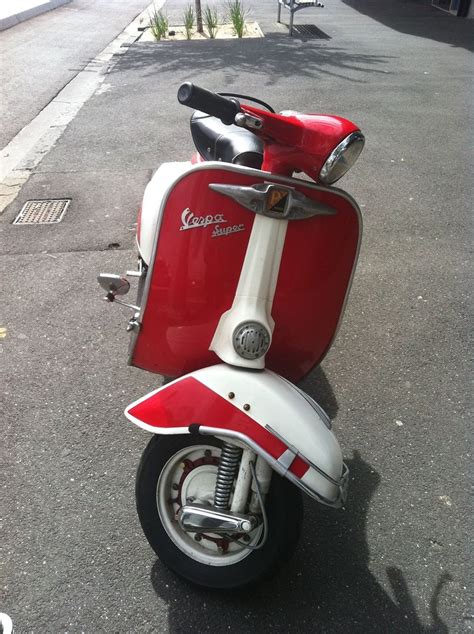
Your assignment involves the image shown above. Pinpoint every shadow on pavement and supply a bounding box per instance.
[298,364,339,419]
[111,37,394,86]
[150,451,452,633]
[342,0,474,52]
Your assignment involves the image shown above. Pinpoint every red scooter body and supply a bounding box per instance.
[97,84,366,589]
[129,163,361,383]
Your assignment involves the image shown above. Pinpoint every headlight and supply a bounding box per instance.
[319,131,365,184]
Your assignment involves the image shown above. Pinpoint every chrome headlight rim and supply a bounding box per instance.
[319,131,365,185]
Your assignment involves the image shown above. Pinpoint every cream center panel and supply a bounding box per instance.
[209,214,288,369]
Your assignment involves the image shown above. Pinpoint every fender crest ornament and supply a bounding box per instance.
[209,183,336,219]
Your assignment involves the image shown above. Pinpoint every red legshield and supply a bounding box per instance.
[129,164,360,383]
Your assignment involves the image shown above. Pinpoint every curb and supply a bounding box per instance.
[0,1,161,214]
[0,0,72,32]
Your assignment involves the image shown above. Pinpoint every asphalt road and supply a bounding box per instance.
[0,0,154,149]
[1,0,472,631]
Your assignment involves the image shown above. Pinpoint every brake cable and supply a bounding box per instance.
[217,93,275,113]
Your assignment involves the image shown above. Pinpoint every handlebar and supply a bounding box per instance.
[177,82,362,183]
[178,82,241,126]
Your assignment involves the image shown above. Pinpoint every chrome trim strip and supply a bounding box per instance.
[196,424,347,508]
[286,468,347,509]
[265,423,342,487]
[197,425,288,477]
[276,374,332,429]
[277,448,298,472]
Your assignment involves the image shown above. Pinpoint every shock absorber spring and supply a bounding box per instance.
[214,442,242,510]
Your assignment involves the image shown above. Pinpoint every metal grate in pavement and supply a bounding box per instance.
[292,24,331,39]
[13,199,71,225]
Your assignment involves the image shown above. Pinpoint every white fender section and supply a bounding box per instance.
[138,161,192,264]
[125,364,348,507]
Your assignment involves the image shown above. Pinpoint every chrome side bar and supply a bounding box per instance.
[189,424,348,508]
[178,503,259,534]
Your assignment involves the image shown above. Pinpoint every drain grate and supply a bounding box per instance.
[292,24,331,39]
[13,199,71,225]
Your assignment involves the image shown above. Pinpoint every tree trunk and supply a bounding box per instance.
[195,0,203,33]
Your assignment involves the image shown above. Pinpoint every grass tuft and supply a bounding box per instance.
[183,5,195,40]
[149,5,169,41]
[227,0,248,38]
[204,6,219,39]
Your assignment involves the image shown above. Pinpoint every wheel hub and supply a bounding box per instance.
[157,444,263,564]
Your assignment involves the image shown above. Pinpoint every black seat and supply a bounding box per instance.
[190,111,263,169]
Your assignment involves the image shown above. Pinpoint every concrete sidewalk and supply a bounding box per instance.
[0,0,72,31]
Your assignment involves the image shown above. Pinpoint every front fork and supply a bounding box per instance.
[214,443,272,514]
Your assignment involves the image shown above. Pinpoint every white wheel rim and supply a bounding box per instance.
[156,444,263,566]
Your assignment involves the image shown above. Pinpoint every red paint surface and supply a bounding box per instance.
[242,106,359,181]
[130,166,359,382]
[127,377,309,478]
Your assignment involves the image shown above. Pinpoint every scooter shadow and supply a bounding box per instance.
[297,364,339,419]
[150,450,451,633]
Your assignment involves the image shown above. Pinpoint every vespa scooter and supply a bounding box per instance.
[98,83,364,589]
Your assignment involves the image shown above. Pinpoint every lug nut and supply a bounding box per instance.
[243,403,250,411]
[194,533,202,542]
[172,483,179,491]
[228,392,235,399]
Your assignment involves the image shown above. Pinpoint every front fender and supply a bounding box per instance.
[125,364,348,507]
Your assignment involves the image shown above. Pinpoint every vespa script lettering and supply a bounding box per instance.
[180,208,226,231]
[212,224,245,238]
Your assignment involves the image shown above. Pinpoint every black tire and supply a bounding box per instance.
[136,434,304,589]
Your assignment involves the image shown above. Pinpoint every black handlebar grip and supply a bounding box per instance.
[178,82,240,125]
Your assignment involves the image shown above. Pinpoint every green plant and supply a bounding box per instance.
[149,5,168,41]
[183,5,194,40]
[204,6,219,39]
[227,0,248,38]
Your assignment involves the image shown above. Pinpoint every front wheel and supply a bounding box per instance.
[136,434,303,589]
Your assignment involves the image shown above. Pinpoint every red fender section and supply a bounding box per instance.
[126,376,309,480]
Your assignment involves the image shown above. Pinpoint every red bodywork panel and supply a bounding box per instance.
[243,106,359,180]
[126,376,309,479]
[130,165,360,382]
